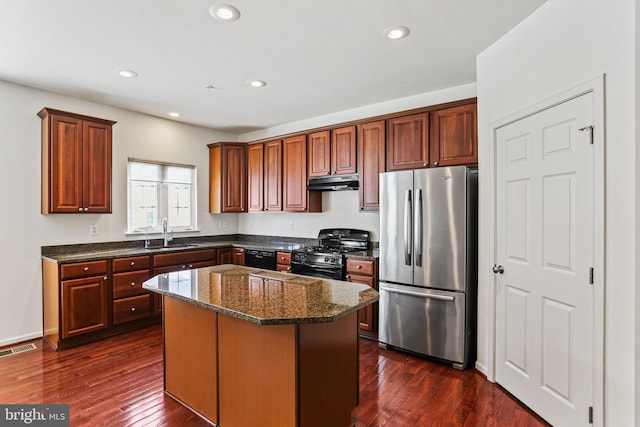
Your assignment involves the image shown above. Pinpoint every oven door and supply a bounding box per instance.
[290,261,344,281]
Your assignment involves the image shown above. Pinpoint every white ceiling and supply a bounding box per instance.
[0,0,546,134]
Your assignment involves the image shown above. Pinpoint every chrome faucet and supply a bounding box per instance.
[161,217,173,247]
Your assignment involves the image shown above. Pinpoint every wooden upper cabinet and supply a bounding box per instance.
[386,112,429,171]
[357,121,385,211]
[430,103,477,167]
[331,125,357,175]
[38,108,115,214]
[247,143,264,212]
[264,139,283,211]
[209,142,247,213]
[283,135,321,212]
[308,127,357,177]
[308,131,331,177]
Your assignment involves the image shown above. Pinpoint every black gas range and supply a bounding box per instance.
[291,229,370,280]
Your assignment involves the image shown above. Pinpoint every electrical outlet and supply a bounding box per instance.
[219,221,228,229]
[89,224,98,236]
[289,221,294,231]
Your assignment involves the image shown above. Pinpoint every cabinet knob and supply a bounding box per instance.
[423,163,429,167]
[103,276,108,280]
[83,267,89,271]
[78,208,83,212]
[287,267,291,271]
[84,207,89,212]
[131,307,136,312]
[130,261,135,266]
[182,265,187,269]
[356,265,362,269]
[281,256,285,260]
[131,282,136,286]
[346,274,351,280]
[433,161,440,166]
[188,264,194,268]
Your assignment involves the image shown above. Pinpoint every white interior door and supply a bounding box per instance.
[495,93,595,426]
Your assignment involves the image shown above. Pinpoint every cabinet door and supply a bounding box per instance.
[331,126,357,175]
[430,103,477,167]
[218,247,233,264]
[82,120,112,213]
[49,114,84,213]
[346,274,375,332]
[233,248,245,265]
[283,135,309,212]
[221,144,247,212]
[264,140,283,211]
[386,112,429,171]
[357,121,385,211]
[247,143,264,212]
[308,131,331,177]
[61,275,109,339]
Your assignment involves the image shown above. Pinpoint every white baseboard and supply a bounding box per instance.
[0,332,43,348]
[475,361,490,379]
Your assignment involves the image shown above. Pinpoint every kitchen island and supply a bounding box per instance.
[143,264,379,427]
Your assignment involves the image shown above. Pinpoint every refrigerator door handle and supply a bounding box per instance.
[404,189,412,265]
[415,188,423,266]
[380,284,455,301]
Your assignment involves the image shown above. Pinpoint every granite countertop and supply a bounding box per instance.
[41,235,378,263]
[143,264,379,325]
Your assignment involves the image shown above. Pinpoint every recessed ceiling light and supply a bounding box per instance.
[248,80,267,88]
[210,4,241,21]
[384,26,410,40]
[117,69,138,78]
[169,112,180,118]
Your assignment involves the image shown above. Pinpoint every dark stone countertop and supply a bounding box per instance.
[41,234,378,263]
[143,264,379,325]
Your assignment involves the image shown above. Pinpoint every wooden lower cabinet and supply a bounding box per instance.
[163,296,358,427]
[233,248,245,265]
[217,247,233,265]
[42,248,222,350]
[346,258,377,338]
[276,251,291,272]
[61,275,109,339]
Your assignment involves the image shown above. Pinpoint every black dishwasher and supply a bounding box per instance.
[244,249,277,270]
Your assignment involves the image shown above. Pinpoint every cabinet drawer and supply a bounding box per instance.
[154,260,217,275]
[113,256,151,273]
[346,258,375,276]
[61,260,108,280]
[276,264,292,273]
[113,294,151,325]
[276,251,291,265]
[346,274,374,287]
[113,270,151,299]
[154,249,217,268]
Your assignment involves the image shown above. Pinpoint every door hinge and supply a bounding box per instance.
[588,406,593,423]
[579,125,594,144]
[589,267,594,285]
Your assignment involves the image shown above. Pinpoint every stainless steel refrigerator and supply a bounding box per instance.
[378,166,477,369]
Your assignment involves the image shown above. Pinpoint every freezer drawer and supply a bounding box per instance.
[379,282,466,365]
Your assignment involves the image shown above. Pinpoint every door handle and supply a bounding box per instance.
[380,285,455,301]
[414,188,423,267]
[404,189,412,265]
[492,264,505,274]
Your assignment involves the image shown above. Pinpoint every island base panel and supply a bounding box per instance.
[164,296,218,424]
[218,314,297,427]
[298,312,358,427]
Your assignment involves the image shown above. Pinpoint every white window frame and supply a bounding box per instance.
[126,158,198,234]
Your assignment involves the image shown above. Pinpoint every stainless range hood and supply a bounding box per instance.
[307,173,359,191]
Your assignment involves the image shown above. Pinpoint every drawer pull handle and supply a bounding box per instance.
[131,307,136,312]
[83,267,89,271]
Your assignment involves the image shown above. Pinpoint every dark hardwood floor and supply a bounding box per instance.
[0,325,548,426]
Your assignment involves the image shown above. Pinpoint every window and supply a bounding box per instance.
[127,158,197,234]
